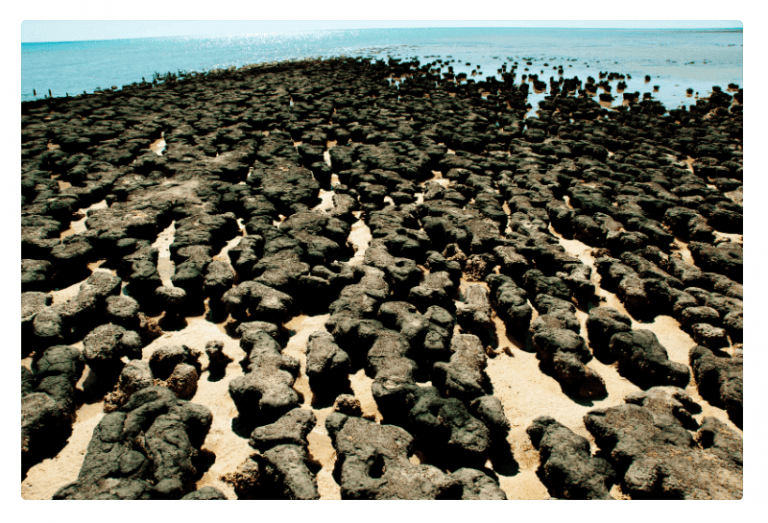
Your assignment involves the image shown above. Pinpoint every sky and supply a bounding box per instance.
[21,20,743,43]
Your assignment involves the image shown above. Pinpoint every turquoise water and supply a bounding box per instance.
[21,27,742,111]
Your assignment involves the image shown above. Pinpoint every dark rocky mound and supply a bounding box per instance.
[325,412,461,499]
[690,345,743,427]
[608,329,690,389]
[527,416,616,499]
[228,326,300,426]
[22,345,85,473]
[226,408,320,499]
[53,386,213,499]
[103,344,203,411]
[584,387,742,499]
[181,486,228,500]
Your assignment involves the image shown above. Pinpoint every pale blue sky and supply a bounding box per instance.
[21,20,743,43]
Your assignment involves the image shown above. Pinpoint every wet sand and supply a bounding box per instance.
[59,199,108,240]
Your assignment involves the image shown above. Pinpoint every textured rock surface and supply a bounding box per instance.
[228,328,300,424]
[22,346,84,469]
[326,413,461,499]
[690,345,743,427]
[584,388,743,499]
[53,387,212,499]
[527,416,616,499]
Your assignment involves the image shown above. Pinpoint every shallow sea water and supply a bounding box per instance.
[22,27,742,114]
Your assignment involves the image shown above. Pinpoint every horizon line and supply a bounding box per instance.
[21,26,744,44]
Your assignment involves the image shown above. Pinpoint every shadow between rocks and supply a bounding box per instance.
[206,358,231,382]
[191,448,217,482]
[231,416,257,439]
[310,379,353,409]
[489,439,520,477]
[22,424,74,481]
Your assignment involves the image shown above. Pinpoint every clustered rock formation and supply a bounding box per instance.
[21,55,742,499]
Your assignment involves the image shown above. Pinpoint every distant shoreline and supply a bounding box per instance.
[21,26,743,46]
